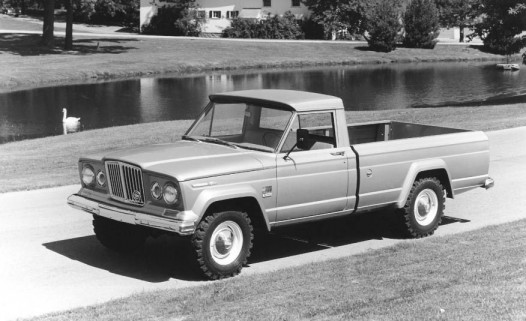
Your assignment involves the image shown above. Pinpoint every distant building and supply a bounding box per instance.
[140,0,310,35]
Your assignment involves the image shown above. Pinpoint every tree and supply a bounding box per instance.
[403,0,440,48]
[141,1,202,37]
[364,1,403,52]
[435,0,477,42]
[471,0,526,57]
[64,0,73,50]
[302,0,372,40]
[41,0,55,47]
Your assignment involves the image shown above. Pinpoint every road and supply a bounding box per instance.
[1,127,525,321]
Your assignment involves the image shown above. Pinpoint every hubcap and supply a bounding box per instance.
[210,221,243,266]
[414,188,439,226]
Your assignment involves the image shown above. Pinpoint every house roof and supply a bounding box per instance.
[209,89,344,112]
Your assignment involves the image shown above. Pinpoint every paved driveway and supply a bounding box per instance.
[0,127,525,321]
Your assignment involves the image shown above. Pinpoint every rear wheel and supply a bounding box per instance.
[93,215,147,252]
[402,177,445,238]
[192,211,253,280]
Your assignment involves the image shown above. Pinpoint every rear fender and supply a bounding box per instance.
[396,159,452,208]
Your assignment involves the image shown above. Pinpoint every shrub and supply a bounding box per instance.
[365,1,402,52]
[300,17,325,40]
[222,12,304,39]
[141,5,201,37]
[403,0,440,49]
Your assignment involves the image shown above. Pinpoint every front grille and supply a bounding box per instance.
[105,161,145,205]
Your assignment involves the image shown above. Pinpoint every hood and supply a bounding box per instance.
[102,141,265,181]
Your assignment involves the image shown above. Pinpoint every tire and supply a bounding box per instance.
[402,177,445,238]
[192,211,253,280]
[93,215,147,252]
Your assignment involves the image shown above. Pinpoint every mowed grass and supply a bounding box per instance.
[27,218,526,321]
[2,104,526,193]
[0,32,518,93]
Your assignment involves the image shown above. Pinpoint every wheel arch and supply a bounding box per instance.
[203,197,269,232]
[396,160,453,209]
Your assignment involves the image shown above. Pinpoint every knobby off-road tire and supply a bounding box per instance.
[402,177,445,238]
[192,211,253,280]
[93,215,147,252]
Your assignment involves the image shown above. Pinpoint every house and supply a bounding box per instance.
[140,0,310,35]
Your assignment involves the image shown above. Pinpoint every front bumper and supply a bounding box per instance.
[67,194,196,235]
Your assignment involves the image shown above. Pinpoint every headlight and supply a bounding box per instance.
[81,165,95,186]
[151,182,162,200]
[96,171,106,187]
[163,183,178,205]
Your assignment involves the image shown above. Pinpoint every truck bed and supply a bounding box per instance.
[348,121,466,145]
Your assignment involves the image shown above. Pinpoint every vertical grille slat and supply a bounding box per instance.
[105,161,145,206]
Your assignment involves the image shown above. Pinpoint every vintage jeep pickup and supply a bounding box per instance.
[68,90,494,279]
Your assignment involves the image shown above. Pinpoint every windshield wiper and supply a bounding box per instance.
[182,135,201,142]
[199,137,238,149]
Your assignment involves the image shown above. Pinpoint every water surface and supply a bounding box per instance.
[1,62,525,144]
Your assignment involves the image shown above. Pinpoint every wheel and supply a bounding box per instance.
[401,177,445,238]
[192,211,253,280]
[93,215,147,252]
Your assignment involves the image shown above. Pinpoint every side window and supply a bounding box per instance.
[281,112,336,152]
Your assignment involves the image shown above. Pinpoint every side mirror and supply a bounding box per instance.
[296,128,313,150]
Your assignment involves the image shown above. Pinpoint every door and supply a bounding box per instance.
[275,112,349,222]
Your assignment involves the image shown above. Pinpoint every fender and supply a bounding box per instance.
[396,159,452,208]
[190,184,270,230]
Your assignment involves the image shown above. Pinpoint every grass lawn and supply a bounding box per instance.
[0,31,519,93]
[27,217,526,321]
[1,104,526,193]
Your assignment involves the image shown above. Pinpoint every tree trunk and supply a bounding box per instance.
[459,25,465,43]
[41,0,55,47]
[64,0,73,50]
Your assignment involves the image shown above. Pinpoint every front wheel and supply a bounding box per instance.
[401,177,445,238]
[192,211,253,280]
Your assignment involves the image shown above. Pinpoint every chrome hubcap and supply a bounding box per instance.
[210,221,243,266]
[414,189,439,226]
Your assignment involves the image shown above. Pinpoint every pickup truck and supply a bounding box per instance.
[67,89,494,279]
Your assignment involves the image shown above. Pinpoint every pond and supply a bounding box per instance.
[1,61,525,144]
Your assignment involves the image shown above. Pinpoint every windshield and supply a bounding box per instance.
[185,102,293,152]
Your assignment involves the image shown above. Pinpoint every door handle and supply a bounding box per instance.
[330,151,345,156]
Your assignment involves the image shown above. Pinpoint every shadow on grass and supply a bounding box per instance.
[42,210,467,282]
[0,33,138,56]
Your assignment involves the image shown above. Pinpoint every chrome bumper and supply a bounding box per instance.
[484,177,495,190]
[67,194,196,235]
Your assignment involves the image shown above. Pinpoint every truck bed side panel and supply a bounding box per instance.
[352,131,490,211]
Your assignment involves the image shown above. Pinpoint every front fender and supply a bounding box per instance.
[189,184,270,230]
[396,159,451,208]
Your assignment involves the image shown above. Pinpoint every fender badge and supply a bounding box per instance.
[262,186,272,198]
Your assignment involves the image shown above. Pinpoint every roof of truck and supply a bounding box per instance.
[209,90,345,112]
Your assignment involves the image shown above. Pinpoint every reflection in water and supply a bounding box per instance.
[1,62,525,144]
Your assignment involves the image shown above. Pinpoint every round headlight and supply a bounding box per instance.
[151,182,162,200]
[96,171,106,187]
[81,165,95,186]
[163,183,178,205]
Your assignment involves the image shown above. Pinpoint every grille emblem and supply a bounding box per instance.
[132,190,142,202]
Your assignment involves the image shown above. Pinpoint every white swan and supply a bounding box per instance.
[62,108,80,124]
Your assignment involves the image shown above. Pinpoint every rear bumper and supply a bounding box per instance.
[484,177,495,189]
[67,194,196,235]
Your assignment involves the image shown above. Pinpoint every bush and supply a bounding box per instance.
[403,0,440,49]
[300,17,325,40]
[222,12,304,39]
[73,0,138,29]
[365,2,402,52]
[141,5,201,37]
